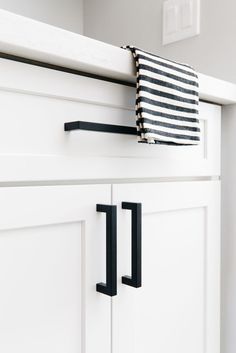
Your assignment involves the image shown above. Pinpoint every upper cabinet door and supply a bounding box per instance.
[0,59,220,182]
[0,185,112,353]
[112,181,220,353]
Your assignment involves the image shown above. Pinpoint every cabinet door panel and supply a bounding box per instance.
[113,181,220,353]
[0,185,111,353]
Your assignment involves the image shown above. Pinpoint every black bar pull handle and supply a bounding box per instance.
[122,202,142,288]
[96,204,117,297]
[64,121,137,135]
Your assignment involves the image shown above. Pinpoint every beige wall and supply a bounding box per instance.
[84,0,236,83]
[0,0,83,33]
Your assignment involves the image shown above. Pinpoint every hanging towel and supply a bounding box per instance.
[122,46,200,145]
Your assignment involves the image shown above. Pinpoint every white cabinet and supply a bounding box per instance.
[0,55,221,353]
[0,58,221,182]
[0,181,220,353]
[113,181,220,353]
[0,185,112,353]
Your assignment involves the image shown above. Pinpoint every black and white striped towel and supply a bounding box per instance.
[122,46,200,145]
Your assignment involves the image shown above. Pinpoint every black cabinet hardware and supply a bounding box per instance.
[96,204,117,297]
[122,202,142,288]
[64,121,137,135]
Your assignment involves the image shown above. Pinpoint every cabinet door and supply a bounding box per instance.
[113,181,220,353]
[0,185,111,353]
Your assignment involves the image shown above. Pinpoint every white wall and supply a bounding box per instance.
[84,0,236,83]
[0,0,83,33]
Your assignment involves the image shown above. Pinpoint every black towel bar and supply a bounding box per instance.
[64,121,137,135]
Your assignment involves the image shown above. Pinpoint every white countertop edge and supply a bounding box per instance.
[1,9,236,105]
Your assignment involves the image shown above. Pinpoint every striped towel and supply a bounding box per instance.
[122,46,200,145]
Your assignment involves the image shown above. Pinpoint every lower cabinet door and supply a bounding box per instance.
[113,181,220,353]
[0,185,111,353]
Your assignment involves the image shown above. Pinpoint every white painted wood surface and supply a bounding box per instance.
[0,9,235,104]
[221,104,236,353]
[0,58,221,182]
[113,181,220,353]
[0,9,223,353]
[0,185,111,353]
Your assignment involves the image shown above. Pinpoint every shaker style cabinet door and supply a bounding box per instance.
[0,185,112,353]
[112,181,220,353]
